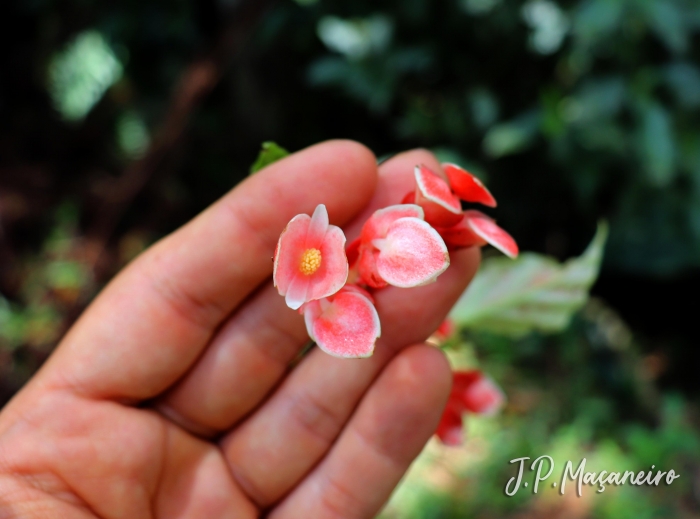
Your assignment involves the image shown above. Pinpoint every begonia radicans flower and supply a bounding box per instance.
[442,163,497,207]
[350,204,450,289]
[436,370,505,446]
[411,164,463,227]
[405,164,518,259]
[434,210,519,258]
[273,204,348,310]
[301,285,380,358]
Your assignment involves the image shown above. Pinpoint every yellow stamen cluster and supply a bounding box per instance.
[299,248,322,275]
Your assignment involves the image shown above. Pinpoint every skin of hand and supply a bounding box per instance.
[0,141,480,519]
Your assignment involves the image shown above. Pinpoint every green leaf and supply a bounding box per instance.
[450,222,608,337]
[44,260,90,290]
[641,0,689,55]
[572,0,624,46]
[482,111,540,158]
[249,142,290,174]
[664,62,700,108]
[48,30,124,121]
[638,102,676,187]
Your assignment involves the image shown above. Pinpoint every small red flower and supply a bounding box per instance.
[435,370,505,446]
[406,164,518,259]
[353,204,450,289]
[273,204,348,310]
[435,399,464,446]
[434,210,519,258]
[434,318,456,341]
[301,285,380,358]
[413,164,463,227]
[442,163,497,207]
[453,370,505,415]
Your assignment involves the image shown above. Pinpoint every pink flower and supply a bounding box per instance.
[442,163,497,207]
[302,285,380,358]
[406,164,518,258]
[434,210,519,258]
[273,204,348,310]
[453,370,505,415]
[435,370,505,446]
[352,204,450,289]
[435,399,464,446]
[411,164,463,227]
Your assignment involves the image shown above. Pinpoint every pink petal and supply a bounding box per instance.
[285,274,311,310]
[434,214,487,250]
[306,225,349,302]
[357,246,387,288]
[435,402,464,446]
[273,214,311,297]
[307,291,381,358]
[302,299,322,341]
[346,237,361,267]
[442,163,497,207]
[460,375,505,416]
[306,203,330,247]
[464,210,519,258]
[414,164,463,227]
[339,283,375,304]
[452,370,483,394]
[401,192,415,204]
[373,217,450,287]
[360,204,424,243]
[357,205,427,289]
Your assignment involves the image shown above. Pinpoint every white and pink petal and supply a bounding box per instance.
[273,214,312,297]
[442,163,497,207]
[304,291,381,358]
[464,210,519,258]
[434,214,486,250]
[373,217,450,288]
[360,204,424,243]
[305,203,331,247]
[306,225,348,302]
[414,164,463,227]
[357,246,387,288]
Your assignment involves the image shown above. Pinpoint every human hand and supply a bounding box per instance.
[0,141,480,518]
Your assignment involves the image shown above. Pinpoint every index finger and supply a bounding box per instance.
[30,140,378,402]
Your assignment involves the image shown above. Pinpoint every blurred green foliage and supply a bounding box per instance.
[384,300,700,518]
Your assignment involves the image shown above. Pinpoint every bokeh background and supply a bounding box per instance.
[1,0,700,516]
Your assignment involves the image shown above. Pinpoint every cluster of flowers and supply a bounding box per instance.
[273,163,514,442]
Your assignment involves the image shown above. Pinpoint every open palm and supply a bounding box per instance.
[0,142,479,518]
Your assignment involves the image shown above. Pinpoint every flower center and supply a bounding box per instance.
[299,248,322,275]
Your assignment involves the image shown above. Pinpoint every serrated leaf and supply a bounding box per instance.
[249,141,290,174]
[450,222,608,337]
